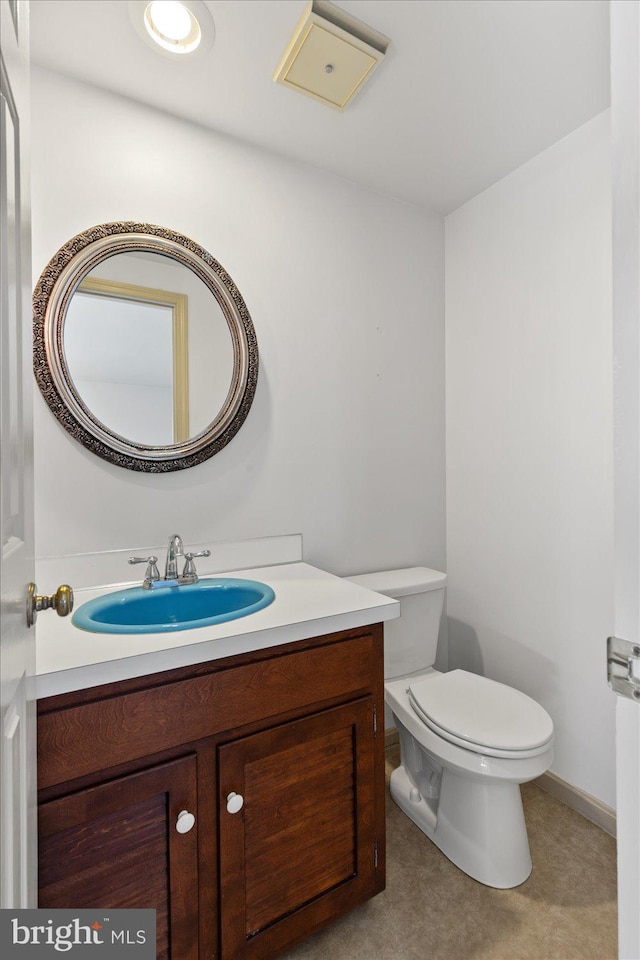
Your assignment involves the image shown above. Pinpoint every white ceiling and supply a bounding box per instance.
[29,0,611,214]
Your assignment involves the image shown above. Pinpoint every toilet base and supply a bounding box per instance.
[390,764,532,888]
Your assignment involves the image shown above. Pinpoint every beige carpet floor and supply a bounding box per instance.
[280,748,617,960]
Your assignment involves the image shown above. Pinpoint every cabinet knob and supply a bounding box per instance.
[176,810,196,834]
[226,792,244,814]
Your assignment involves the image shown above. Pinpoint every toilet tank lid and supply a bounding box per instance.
[345,567,447,599]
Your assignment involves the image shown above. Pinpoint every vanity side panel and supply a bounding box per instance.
[372,625,386,895]
[37,630,379,789]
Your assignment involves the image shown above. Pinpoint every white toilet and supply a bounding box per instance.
[348,567,554,889]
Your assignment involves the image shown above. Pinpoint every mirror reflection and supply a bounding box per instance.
[65,252,235,446]
[33,222,259,472]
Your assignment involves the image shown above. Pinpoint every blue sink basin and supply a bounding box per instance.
[72,578,276,634]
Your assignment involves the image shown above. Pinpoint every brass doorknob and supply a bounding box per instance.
[27,583,74,628]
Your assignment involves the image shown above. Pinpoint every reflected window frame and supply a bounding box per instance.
[76,276,190,443]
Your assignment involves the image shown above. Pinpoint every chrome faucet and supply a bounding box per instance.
[127,555,160,588]
[129,535,211,588]
[165,534,184,581]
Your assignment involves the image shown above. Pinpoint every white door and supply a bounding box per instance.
[0,0,36,909]
[611,3,640,958]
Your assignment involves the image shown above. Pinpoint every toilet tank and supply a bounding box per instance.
[346,567,447,680]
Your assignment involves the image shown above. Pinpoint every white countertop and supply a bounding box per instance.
[35,562,399,699]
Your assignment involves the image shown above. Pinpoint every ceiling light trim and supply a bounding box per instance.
[145,1,201,53]
[129,0,215,60]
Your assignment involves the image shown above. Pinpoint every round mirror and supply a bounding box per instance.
[33,223,258,471]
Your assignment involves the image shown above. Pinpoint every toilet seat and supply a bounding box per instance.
[408,669,554,760]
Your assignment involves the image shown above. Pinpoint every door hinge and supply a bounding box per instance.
[374,840,378,869]
[373,704,377,737]
[607,636,640,703]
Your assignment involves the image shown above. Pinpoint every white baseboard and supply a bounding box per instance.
[534,771,616,837]
[384,727,616,838]
[385,728,399,751]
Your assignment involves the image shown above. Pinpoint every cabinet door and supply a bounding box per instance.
[219,698,376,960]
[38,755,199,960]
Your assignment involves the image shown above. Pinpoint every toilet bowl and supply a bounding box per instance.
[347,567,554,889]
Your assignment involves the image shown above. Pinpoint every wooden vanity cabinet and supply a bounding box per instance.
[37,624,386,960]
[218,697,377,960]
[38,755,199,960]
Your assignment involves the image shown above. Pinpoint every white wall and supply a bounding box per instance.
[31,69,446,578]
[445,112,615,806]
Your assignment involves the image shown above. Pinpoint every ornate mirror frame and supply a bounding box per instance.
[33,222,259,472]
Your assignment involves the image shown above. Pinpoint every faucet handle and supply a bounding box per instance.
[182,549,211,582]
[128,555,160,586]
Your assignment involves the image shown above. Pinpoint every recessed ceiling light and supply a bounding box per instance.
[129,0,215,60]
[146,2,200,52]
